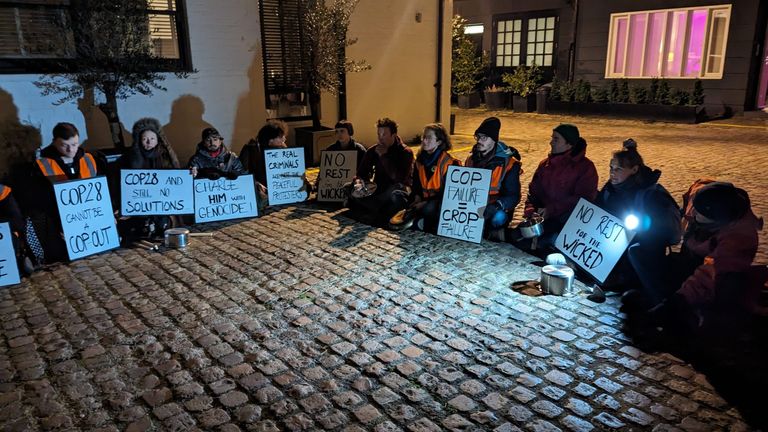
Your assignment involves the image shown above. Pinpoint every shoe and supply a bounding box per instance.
[416,219,425,231]
[587,285,606,303]
[487,228,506,242]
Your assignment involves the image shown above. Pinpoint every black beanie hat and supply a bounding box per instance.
[475,117,501,142]
[693,182,750,223]
[553,123,580,145]
[202,127,222,141]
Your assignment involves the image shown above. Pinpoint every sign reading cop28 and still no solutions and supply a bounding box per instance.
[264,148,307,205]
[555,198,636,283]
[53,177,120,260]
[0,222,21,287]
[194,175,258,223]
[438,166,491,244]
[120,169,194,216]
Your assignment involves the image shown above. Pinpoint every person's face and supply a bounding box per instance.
[421,129,440,153]
[377,127,395,147]
[609,158,639,185]
[550,131,572,154]
[474,133,495,154]
[335,127,351,145]
[141,130,158,151]
[205,135,223,152]
[54,135,80,159]
[268,134,287,149]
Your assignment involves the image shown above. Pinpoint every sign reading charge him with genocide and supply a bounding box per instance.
[53,176,120,261]
[317,150,356,203]
[0,222,21,287]
[555,198,636,283]
[194,175,258,223]
[438,166,491,244]
[264,148,308,205]
[120,169,194,216]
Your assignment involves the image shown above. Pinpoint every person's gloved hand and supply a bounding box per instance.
[225,172,239,181]
[483,202,503,219]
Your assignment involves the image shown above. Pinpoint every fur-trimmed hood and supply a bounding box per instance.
[126,117,180,169]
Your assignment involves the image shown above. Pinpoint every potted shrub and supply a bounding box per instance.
[502,64,542,112]
[483,85,509,110]
[452,16,484,108]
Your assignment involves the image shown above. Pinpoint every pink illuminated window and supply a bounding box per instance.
[684,10,708,77]
[626,14,646,76]
[612,18,627,74]
[643,12,666,76]
[664,11,688,77]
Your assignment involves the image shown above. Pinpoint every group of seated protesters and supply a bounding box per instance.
[0,115,765,346]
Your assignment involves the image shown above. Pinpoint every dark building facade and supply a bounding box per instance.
[455,0,768,115]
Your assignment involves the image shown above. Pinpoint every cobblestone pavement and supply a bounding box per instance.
[450,109,768,263]
[0,202,762,431]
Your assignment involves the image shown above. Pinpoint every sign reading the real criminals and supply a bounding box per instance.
[264,148,307,205]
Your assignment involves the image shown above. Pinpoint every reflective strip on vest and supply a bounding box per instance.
[36,158,65,177]
[79,153,97,178]
[418,152,459,199]
[36,154,97,179]
[488,158,518,195]
[0,185,10,201]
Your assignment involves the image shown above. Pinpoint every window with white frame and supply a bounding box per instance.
[495,15,556,68]
[605,4,731,79]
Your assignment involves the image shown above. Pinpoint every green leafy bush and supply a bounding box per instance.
[501,64,543,97]
[592,86,609,103]
[574,79,592,103]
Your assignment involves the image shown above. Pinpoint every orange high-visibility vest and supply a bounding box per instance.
[465,155,520,203]
[416,151,461,199]
[36,153,97,180]
[0,184,10,201]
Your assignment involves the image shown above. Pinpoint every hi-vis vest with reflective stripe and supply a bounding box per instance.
[417,152,460,199]
[36,153,97,179]
[0,184,10,201]
[465,155,520,203]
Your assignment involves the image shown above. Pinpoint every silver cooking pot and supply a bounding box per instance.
[164,228,189,248]
[540,264,574,296]
[519,215,544,239]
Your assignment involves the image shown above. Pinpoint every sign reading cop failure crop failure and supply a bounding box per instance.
[264,148,307,205]
[555,198,636,283]
[120,169,194,216]
[0,222,21,287]
[53,176,120,261]
[438,166,491,244]
[194,175,258,223]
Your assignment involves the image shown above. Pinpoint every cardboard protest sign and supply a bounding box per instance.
[555,198,636,283]
[120,169,194,216]
[0,223,21,287]
[194,175,258,223]
[53,176,120,260]
[317,150,356,202]
[264,148,308,205]
[437,166,491,244]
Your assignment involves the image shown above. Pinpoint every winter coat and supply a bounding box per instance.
[0,184,25,236]
[524,143,598,223]
[464,141,521,211]
[357,136,414,191]
[188,142,247,179]
[239,139,267,185]
[123,118,180,169]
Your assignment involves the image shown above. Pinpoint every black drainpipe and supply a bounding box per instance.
[568,0,580,82]
[435,0,445,122]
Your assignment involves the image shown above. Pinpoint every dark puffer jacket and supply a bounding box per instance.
[124,118,180,169]
[188,142,247,179]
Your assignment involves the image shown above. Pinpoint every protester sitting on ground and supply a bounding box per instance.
[0,184,36,275]
[347,117,414,226]
[463,117,521,241]
[27,122,99,263]
[630,181,765,345]
[118,118,182,242]
[189,127,246,180]
[326,120,367,171]
[391,123,460,232]
[520,123,598,252]
[595,139,681,294]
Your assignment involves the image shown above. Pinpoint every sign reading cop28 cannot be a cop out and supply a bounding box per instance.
[194,175,258,223]
[53,177,120,261]
[438,166,491,244]
[0,222,21,287]
[120,169,194,216]
[555,198,636,283]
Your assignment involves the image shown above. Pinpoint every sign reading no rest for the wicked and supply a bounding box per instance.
[317,150,356,203]
[264,148,307,205]
[0,222,21,287]
[438,166,491,244]
[194,175,258,223]
[120,169,194,216]
[555,198,636,283]
[53,176,120,261]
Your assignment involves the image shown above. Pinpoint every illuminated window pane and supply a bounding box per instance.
[511,56,519,66]
[513,32,520,43]
[544,42,553,54]
[545,30,554,42]
[527,42,534,53]
[642,12,665,76]
[543,55,552,66]
[536,55,544,65]
[527,55,535,65]
[505,56,512,67]
[528,18,536,30]
[496,56,504,67]
[546,17,555,28]
[514,20,521,31]
[613,17,627,74]
[626,13,646,76]
[664,11,686,77]
[498,21,505,32]
[528,30,535,41]
[537,30,545,41]
[513,44,520,55]
[684,9,707,77]
[537,18,545,29]
[706,13,727,74]
[505,45,512,55]
[535,43,543,54]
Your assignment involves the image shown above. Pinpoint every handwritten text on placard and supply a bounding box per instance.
[194,175,258,223]
[54,176,120,260]
[264,148,307,205]
[120,169,194,216]
[317,151,356,202]
[437,166,491,244]
[0,223,21,287]
[555,198,636,283]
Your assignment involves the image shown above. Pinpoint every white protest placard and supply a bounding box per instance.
[54,176,120,261]
[555,198,636,283]
[120,169,194,216]
[0,223,21,287]
[194,175,258,223]
[264,148,308,205]
[437,166,491,244]
[317,150,356,202]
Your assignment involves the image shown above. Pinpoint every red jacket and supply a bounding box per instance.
[678,210,763,306]
[523,146,598,221]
